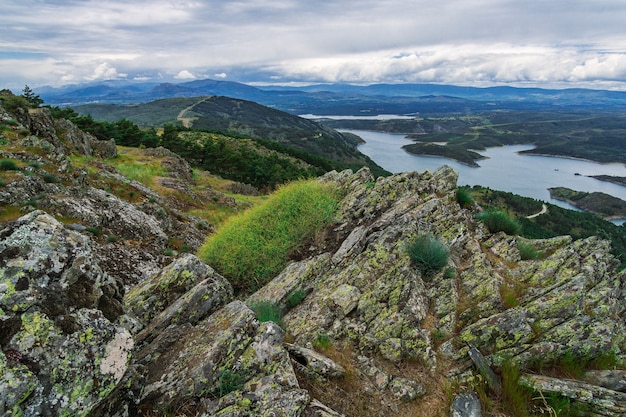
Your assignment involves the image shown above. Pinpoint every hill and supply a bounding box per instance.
[74,96,388,176]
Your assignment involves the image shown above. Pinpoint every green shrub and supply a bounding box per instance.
[198,179,339,292]
[85,226,100,236]
[249,301,283,328]
[313,333,332,350]
[42,173,58,183]
[286,289,307,308]
[1,95,30,112]
[444,267,456,279]
[456,187,474,208]
[477,209,521,235]
[27,161,41,169]
[210,369,247,398]
[517,241,542,260]
[407,234,449,279]
[0,159,19,171]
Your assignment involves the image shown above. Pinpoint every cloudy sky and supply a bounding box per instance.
[1,0,626,90]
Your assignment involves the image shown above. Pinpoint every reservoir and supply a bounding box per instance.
[343,129,626,225]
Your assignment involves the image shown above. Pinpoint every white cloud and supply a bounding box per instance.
[214,72,227,79]
[174,70,196,80]
[87,63,127,81]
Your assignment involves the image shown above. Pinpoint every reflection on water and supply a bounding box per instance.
[343,129,626,224]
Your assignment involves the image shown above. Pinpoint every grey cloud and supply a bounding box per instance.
[1,0,625,89]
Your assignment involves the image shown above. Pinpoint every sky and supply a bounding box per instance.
[1,0,626,91]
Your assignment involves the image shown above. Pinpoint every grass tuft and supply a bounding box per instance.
[477,209,521,235]
[407,234,449,280]
[517,241,542,260]
[456,186,474,208]
[0,158,19,171]
[198,179,339,292]
[248,301,284,329]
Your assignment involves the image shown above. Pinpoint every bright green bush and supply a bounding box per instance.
[407,234,449,279]
[477,209,521,235]
[198,179,339,292]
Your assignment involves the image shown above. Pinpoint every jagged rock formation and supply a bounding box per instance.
[1,97,626,416]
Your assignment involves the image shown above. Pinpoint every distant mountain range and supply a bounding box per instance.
[36,79,626,115]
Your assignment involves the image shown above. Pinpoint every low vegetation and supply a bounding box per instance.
[198,179,340,292]
[456,186,474,208]
[248,301,284,329]
[407,234,450,279]
[470,186,626,265]
[477,209,521,235]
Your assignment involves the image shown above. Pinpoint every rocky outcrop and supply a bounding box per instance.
[2,109,626,417]
[0,211,131,416]
[13,107,116,159]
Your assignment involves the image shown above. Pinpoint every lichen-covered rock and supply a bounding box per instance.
[285,343,346,380]
[95,301,309,416]
[52,187,167,244]
[450,391,482,417]
[125,253,232,332]
[584,369,626,392]
[519,374,626,416]
[387,377,426,402]
[284,166,466,369]
[0,211,131,416]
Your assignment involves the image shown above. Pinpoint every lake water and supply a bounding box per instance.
[342,129,626,225]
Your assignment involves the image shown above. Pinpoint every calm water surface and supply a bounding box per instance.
[343,129,626,224]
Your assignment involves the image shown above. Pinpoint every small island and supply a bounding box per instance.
[589,175,626,187]
[548,187,626,220]
[402,142,485,167]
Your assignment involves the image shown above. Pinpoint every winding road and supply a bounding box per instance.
[526,204,548,219]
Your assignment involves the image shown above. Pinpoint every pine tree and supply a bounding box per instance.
[21,85,43,108]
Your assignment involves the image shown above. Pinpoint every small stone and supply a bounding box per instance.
[388,377,426,402]
[450,391,483,417]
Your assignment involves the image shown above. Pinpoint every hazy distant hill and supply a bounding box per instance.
[38,78,626,115]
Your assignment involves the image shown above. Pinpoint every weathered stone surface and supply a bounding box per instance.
[388,377,426,402]
[246,254,330,312]
[125,253,232,332]
[52,187,167,244]
[467,345,502,395]
[0,211,131,416]
[450,391,482,417]
[96,301,309,416]
[584,369,626,393]
[519,374,626,416]
[303,399,345,417]
[285,343,346,380]
[285,166,464,371]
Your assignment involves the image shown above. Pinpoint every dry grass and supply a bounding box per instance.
[296,341,455,417]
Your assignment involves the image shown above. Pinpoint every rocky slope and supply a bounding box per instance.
[1,98,626,417]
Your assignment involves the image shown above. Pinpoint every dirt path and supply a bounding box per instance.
[176,98,209,128]
[526,203,548,219]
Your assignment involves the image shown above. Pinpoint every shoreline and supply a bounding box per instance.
[519,149,626,167]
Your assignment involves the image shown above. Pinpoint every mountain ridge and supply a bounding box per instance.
[36,78,626,114]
